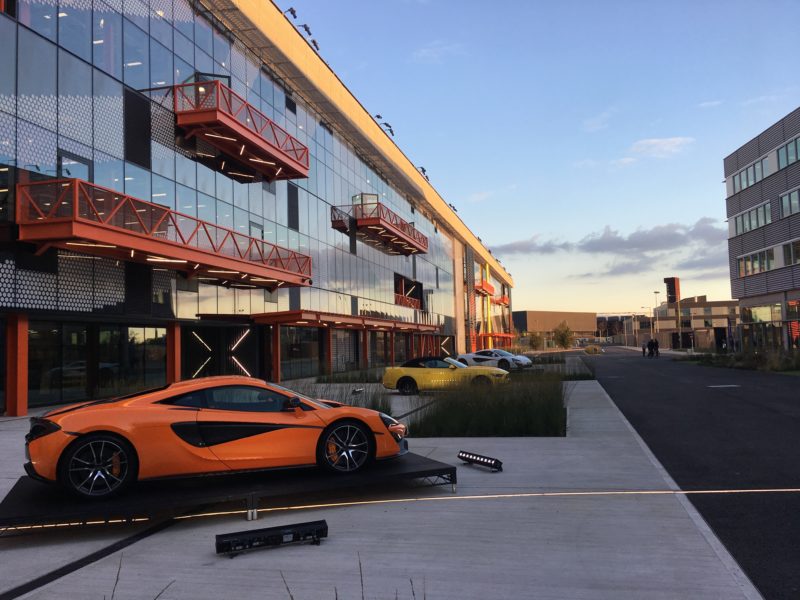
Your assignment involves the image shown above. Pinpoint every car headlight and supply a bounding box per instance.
[25,418,61,443]
[492,373,505,378]
[380,413,407,441]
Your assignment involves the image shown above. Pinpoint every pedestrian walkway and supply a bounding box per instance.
[0,382,761,599]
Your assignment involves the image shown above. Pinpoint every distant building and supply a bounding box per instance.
[513,310,597,347]
[725,107,800,350]
[651,296,740,351]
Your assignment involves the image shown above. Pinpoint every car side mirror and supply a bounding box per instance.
[287,396,301,409]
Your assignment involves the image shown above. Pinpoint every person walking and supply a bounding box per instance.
[647,339,654,358]
[654,338,660,358]
[642,341,647,357]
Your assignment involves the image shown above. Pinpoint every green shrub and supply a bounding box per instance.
[410,378,565,437]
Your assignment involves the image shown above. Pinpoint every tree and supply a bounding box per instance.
[529,332,544,350]
[553,321,573,349]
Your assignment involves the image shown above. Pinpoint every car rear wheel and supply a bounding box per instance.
[397,377,418,396]
[472,376,491,389]
[498,359,510,371]
[317,420,373,473]
[58,433,137,499]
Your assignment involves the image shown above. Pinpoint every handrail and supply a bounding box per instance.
[331,201,428,251]
[172,80,309,169]
[16,179,312,277]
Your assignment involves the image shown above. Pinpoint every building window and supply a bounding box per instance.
[733,157,768,193]
[734,201,771,235]
[780,190,800,218]
[778,138,800,170]
[738,248,775,277]
[783,240,800,267]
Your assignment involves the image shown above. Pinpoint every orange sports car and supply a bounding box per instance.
[24,376,408,499]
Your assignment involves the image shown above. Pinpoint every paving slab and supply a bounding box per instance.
[0,381,761,599]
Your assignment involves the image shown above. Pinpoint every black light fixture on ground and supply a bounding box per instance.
[458,451,503,472]
[216,520,328,557]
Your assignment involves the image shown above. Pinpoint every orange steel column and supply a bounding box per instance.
[389,330,395,365]
[166,321,181,384]
[5,314,29,416]
[271,324,281,382]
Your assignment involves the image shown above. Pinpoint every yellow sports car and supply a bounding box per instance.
[383,356,509,395]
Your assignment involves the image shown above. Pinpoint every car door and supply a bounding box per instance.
[197,385,327,471]
[422,358,452,389]
[472,350,497,366]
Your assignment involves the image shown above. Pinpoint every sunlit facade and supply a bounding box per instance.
[725,107,800,351]
[0,0,512,415]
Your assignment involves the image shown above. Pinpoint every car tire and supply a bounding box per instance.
[498,359,510,371]
[57,433,138,499]
[317,420,374,474]
[472,376,491,389]
[397,377,418,396]
[457,358,468,365]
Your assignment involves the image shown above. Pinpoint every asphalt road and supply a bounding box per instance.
[586,347,800,600]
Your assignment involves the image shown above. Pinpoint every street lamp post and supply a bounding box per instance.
[653,290,660,345]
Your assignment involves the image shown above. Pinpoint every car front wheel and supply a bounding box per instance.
[317,421,373,473]
[472,376,492,389]
[58,433,137,499]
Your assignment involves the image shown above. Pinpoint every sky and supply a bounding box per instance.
[279,0,800,313]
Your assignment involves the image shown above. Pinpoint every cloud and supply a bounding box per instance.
[573,159,600,169]
[630,137,695,158]
[583,110,615,133]
[698,100,723,109]
[610,157,636,167]
[411,41,465,64]
[741,94,782,107]
[493,218,728,278]
[491,236,573,255]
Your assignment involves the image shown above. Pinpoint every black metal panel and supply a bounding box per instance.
[790,214,800,239]
[785,161,800,191]
[760,170,786,202]
[740,230,767,255]
[728,236,743,256]
[730,278,744,299]
[765,219,790,247]
[744,272,768,295]
[758,121,785,153]
[125,262,152,314]
[123,89,152,170]
[737,185,763,212]
[287,183,299,231]
[724,153,739,177]
[767,269,793,291]
[783,107,800,141]
[289,286,300,310]
[737,139,761,166]
[726,195,740,218]
[793,265,800,288]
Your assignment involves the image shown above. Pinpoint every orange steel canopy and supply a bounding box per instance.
[172,80,309,182]
[16,179,312,290]
[331,195,428,256]
[252,310,439,332]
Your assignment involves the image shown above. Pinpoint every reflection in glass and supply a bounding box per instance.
[0,18,15,115]
[58,50,93,146]
[18,28,57,130]
[150,39,173,87]
[17,0,56,39]
[93,3,123,79]
[123,19,149,89]
[59,0,92,60]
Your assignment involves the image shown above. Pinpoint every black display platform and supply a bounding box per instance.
[0,453,456,531]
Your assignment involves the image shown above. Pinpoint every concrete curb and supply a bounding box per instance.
[591,381,764,600]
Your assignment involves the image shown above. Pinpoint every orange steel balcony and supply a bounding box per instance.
[474,280,495,296]
[394,293,421,310]
[330,202,428,255]
[173,81,309,182]
[16,179,312,290]
[491,295,510,306]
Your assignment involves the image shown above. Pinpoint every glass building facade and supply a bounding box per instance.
[0,0,512,415]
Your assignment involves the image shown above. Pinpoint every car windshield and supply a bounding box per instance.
[495,350,515,357]
[268,383,331,409]
[444,357,466,368]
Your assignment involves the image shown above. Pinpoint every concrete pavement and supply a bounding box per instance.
[0,381,761,599]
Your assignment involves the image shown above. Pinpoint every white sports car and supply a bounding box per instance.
[456,349,532,371]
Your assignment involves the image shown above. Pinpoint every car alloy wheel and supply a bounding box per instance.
[62,435,134,498]
[321,422,371,473]
[397,377,418,396]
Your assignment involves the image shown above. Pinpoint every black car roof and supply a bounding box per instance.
[401,356,449,367]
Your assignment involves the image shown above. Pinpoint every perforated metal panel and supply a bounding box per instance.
[94,257,126,311]
[16,268,58,310]
[58,251,95,311]
[0,259,15,307]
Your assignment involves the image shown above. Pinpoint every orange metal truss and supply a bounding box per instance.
[172,81,309,181]
[16,179,312,290]
[474,280,495,296]
[251,310,439,333]
[478,332,514,349]
[330,202,428,255]
[491,294,510,306]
